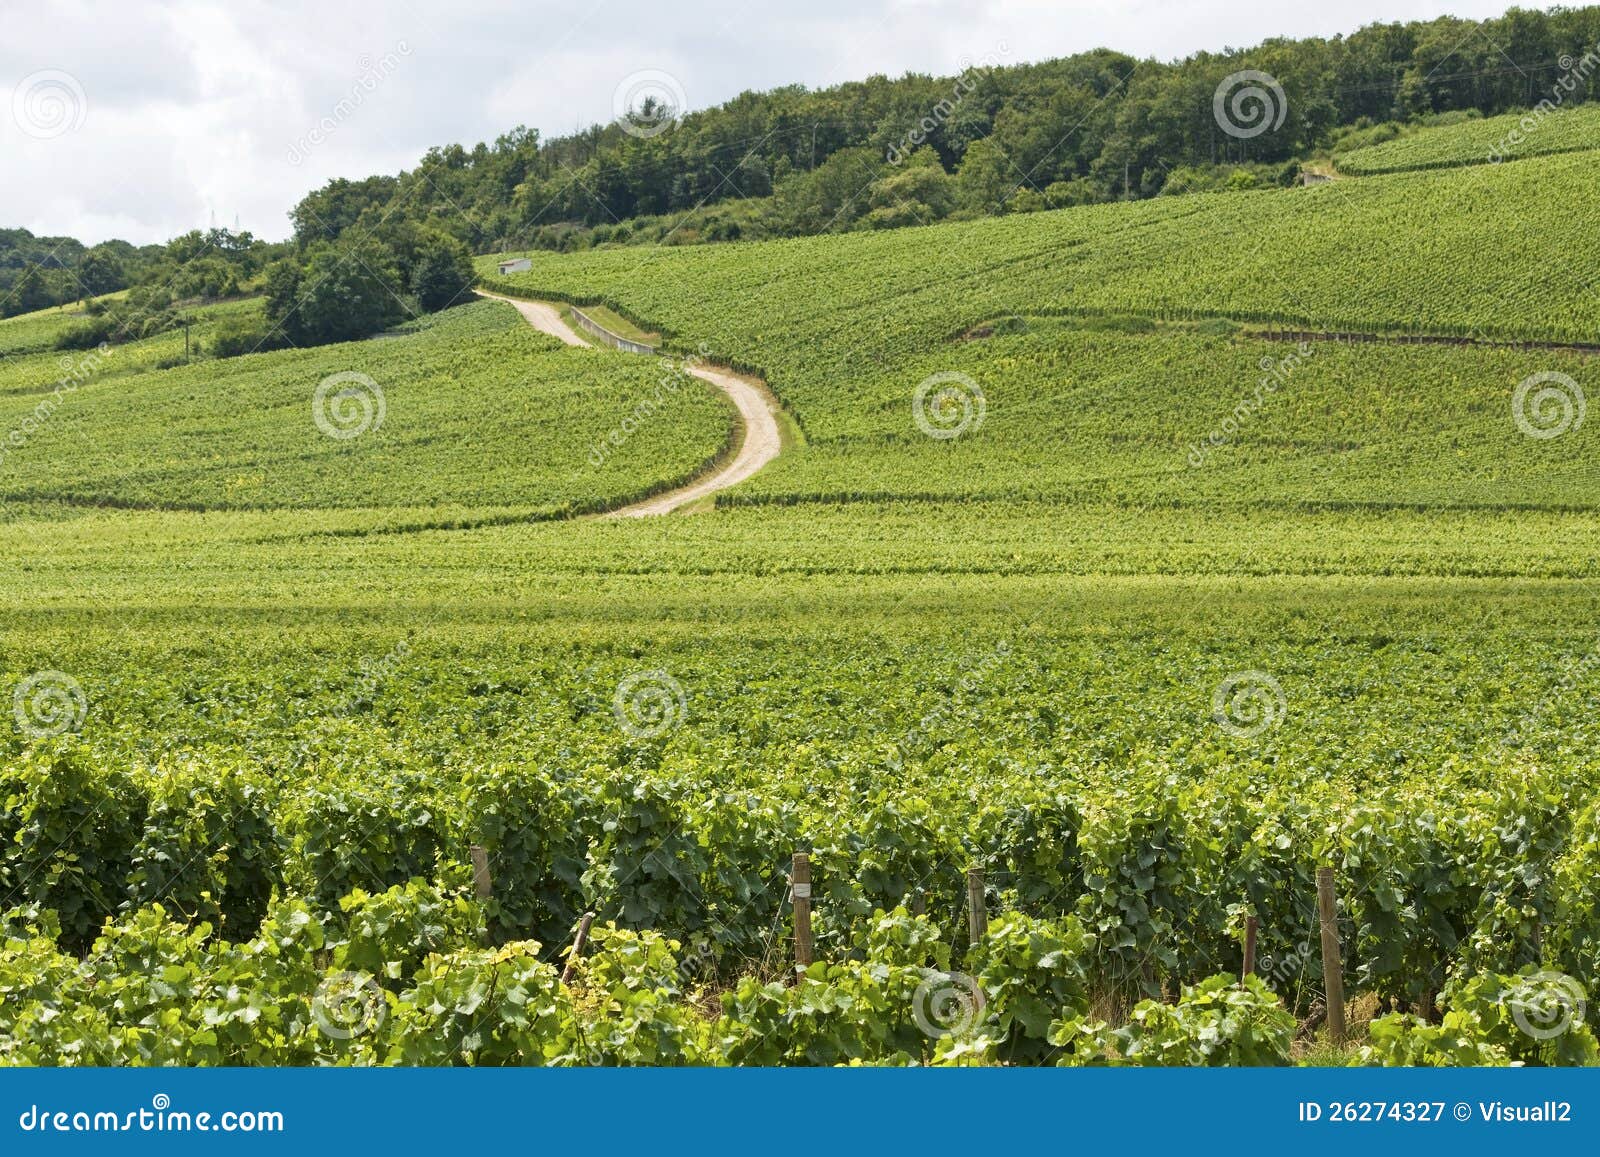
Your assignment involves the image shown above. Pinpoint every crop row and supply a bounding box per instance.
[0,301,730,515]
[1338,103,1600,174]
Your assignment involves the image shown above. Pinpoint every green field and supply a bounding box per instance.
[0,301,728,518]
[5,138,1600,1067]
[1339,100,1600,173]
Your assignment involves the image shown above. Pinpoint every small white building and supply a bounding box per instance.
[497,258,532,274]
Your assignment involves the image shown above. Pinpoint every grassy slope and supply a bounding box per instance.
[480,155,1600,520]
[1339,101,1600,174]
[485,150,1600,345]
[0,300,730,517]
[6,149,1600,1059]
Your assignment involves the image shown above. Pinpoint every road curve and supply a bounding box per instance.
[477,288,783,515]
[609,362,782,518]
[475,289,590,348]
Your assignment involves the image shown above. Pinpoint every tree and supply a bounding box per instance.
[264,241,406,346]
[77,247,125,299]
[5,264,53,317]
[864,148,956,228]
[410,234,476,312]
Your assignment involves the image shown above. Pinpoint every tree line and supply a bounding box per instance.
[9,6,1600,348]
[286,5,1600,253]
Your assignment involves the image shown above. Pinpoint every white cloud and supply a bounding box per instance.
[0,0,1520,245]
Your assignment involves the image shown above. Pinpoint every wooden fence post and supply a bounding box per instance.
[791,852,814,975]
[910,888,926,917]
[966,865,988,946]
[1242,914,1258,981]
[469,845,493,901]
[559,912,596,986]
[1316,867,1347,1046]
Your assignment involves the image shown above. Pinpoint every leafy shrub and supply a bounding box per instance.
[1075,781,1195,998]
[453,763,584,948]
[714,909,958,1065]
[283,771,446,909]
[331,879,484,980]
[967,911,1094,1063]
[52,315,115,350]
[125,760,282,937]
[1361,968,1598,1067]
[210,317,279,359]
[0,906,110,1064]
[580,777,706,934]
[1053,974,1295,1066]
[810,793,962,955]
[384,942,571,1064]
[564,923,705,1064]
[0,749,146,950]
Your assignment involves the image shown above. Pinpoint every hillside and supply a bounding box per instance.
[279,8,1600,256]
[479,149,1600,523]
[1339,100,1600,172]
[6,34,1600,1069]
[0,301,728,518]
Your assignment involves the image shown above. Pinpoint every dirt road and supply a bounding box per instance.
[479,288,783,514]
[608,362,782,518]
[475,289,590,348]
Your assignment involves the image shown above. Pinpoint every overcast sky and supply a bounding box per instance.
[1,0,1518,246]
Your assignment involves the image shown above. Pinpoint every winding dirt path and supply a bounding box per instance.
[609,363,782,518]
[477,289,784,515]
[476,289,590,347]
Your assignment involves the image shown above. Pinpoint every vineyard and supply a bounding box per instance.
[1337,101,1600,174]
[482,147,1600,348]
[0,301,731,518]
[4,577,1600,1066]
[5,120,1600,1067]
